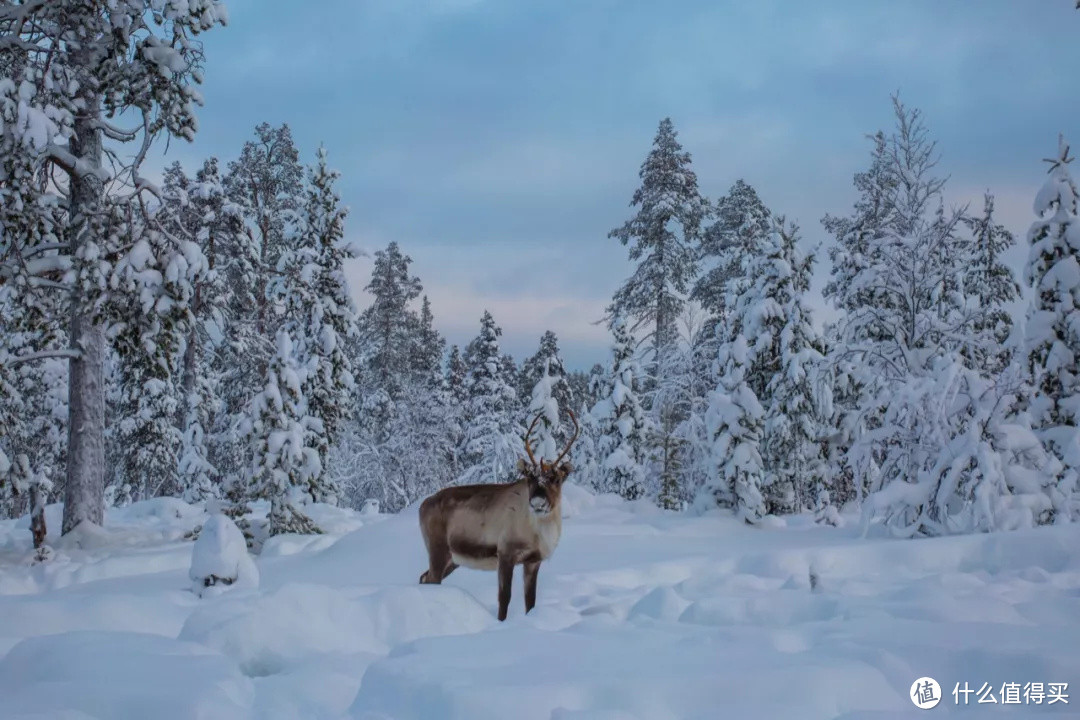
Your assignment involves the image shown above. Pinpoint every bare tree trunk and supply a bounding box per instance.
[62,91,106,535]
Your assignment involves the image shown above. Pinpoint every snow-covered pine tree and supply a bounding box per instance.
[225,123,304,335]
[459,311,523,486]
[202,151,266,487]
[110,197,210,500]
[964,193,1020,372]
[573,399,602,490]
[295,148,357,450]
[0,277,68,525]
[445,345,469,405]
[242,330,323,537]
[692,179,773,326]
[608,118,706,365]
[566,369,594,412]
[526,359,561,461]
[761,220,828,514]
[271,147,358,505]
[358,242,422,403]
[1024,135,1080,521]
[176,157,245,503]
[519,331,575,452]
[699,336,766,524]
[0,0,227,534]
[344,241,423,504]
[590,317,649,500]
[413,296,446,384]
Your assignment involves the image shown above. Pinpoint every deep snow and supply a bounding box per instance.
[0,486,1078,719]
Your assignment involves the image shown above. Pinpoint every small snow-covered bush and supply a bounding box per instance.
[190,511,259,598]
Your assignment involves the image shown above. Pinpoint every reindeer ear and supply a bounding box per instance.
[517,458,529,474]
[557,463,573,482]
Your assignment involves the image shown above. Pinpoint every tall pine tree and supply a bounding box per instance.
[608,118,706,364]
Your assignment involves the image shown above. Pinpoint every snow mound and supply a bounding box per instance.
[259,532,339,558]
[179,582,493,677]
[109,497,203,524]
[300,501,367,535]
[627,586,690,621]
[190,513,259,598]
[0,631,253,720]
[349,623,898,720]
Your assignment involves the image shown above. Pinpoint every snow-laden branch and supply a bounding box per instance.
[5,349,81,367]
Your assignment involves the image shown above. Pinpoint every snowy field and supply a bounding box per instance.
[1,487,1078,720]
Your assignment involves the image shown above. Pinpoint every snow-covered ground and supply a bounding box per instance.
[1,486,1078,719]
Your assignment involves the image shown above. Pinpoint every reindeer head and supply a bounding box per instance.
[517,410,579,515]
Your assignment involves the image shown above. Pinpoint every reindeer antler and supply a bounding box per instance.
[523,412,544,468]
[552,409,580,467]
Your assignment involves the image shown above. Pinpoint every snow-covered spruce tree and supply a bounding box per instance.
[693,179,773,326]
[225,122,304,334]
[332,251,460,511]
[344,241,421,507]
[706,212,825,515]
[699,337,766,524]
[590,317,649,500]
[174,158,246,502]
[761,220,829,514]
[0,309,63,541]
[657,317,720,510]
[242,330,323,537]
[645,308,721,510]
[110,201,210,500]
[526,359,561,461]
[573,399,602,490]
[519,331,575,452]
[825,97,1057,535]
[357,242,422,404]
[964,192,1020,373]
[414,296,445,384]
[567,368,595,412]
[445,344,469,405]
[1024,135,1080,521]
[608,117,706,366]
[270,147,358,505]
[376,293,458,510]
[0,283,68,525]
[458,311,523,486]
[0,0,227,534]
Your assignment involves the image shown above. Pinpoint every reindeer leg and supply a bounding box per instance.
[442,559,458,580]
[497,554,514,621]
[523,560,540,614]
[422,541,452,584]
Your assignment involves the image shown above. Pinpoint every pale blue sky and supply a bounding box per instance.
[160,0,1080,369]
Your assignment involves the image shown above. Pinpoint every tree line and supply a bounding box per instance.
[1,1,1077,548]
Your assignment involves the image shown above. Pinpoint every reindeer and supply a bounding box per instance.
[418,410,579,621]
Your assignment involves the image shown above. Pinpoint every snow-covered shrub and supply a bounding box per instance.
[190,507,260,598]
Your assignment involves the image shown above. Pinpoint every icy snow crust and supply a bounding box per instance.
[1,489,1079,719]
